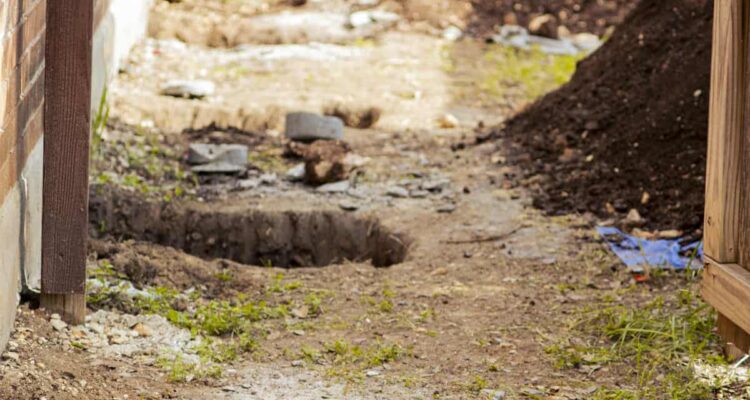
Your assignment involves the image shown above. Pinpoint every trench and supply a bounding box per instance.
[88,186,409,268]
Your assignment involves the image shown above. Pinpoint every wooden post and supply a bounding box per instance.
[41,0,94,324]
[703,0,750,357]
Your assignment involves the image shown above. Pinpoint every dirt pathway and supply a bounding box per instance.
[0,2,728,400]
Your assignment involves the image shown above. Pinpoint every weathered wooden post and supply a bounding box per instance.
[702,0,750,358]
[41,0,94,324]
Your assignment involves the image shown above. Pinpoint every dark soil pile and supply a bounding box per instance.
[468,0,639,37]
[498,0,712,233]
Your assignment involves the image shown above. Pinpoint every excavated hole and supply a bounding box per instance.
[89,186,409,268]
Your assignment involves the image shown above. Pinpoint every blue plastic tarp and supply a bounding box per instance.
[596,226,703,271]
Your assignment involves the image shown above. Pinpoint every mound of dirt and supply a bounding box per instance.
[468,0,639,37]
[497,0,712,233]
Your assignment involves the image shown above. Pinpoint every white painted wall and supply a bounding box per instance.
[92,0,153,110]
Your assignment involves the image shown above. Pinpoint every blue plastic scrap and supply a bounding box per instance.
[596,226,703,271]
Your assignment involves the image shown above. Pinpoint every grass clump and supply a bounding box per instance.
[299,339,404,382]
[547,289,723,399]
[480,45,583,102]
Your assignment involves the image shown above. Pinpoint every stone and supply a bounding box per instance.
[285,112,344,142]
[339,200,359,211]
[442,26,463,41]
[131,323,153,338]
[188,143,248,174]
[409,189,430,199]
[365,369,381,377]
[2,352,19,362]
[438,113,459,129]
[316,180,350,193]
[437,204,457,213]
[528,14,558,38]
[349,10,400,29]
[480,389,506,400]
[291,360,304,367]
[286,163,306,181]
[50,319,68,332]
[625,209,644,225]
[160,79,215,99]
[386,186,409,198]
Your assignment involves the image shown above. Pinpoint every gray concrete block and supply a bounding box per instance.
[285,112,344,142]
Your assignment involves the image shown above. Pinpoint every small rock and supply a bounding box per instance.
[2,352,19,362]
[131,323,153,338]
[161,79,215,99]
[285,112,344,142]
[365,369,381,377]
[442,26,463,41]
[291,360,304,367]
[437,204,456,213]
[50,319,68,332]
[349,10,400,29]
[641,191,650,205]
[528,14,558,38]
[480,389,506,400]
[316,180,350,193]
[291,307,309,319]
[292,330,306,336]
[50,313,61,320]
[386,186,409,198]
[409,189,430,199]
[286,163,306,181]
[339,200,359,211]
[438,113,459,129]
[625,209,644,226]
[558,148,581,163]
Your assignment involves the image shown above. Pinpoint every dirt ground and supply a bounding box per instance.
[0,1,741,399]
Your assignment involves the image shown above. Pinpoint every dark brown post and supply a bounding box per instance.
[41,0,94,324]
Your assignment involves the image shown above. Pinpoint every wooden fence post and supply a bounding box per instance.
[41,0,94,324]
[703,0,750,358]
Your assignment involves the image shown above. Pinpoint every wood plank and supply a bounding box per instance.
[717,313,750,357]
[704,0,750,262]
[39,293,85,325]
[41,0,93,300]
[702,257,750,339]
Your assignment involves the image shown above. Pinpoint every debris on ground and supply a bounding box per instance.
[286,140,353,185]
[597,226,703,272]
[285,112,344,142]
[323,103,381,129]
[187,143,248,174]
[160,79,215,99]
[488,25,600,55]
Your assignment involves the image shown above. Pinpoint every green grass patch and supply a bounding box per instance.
[480,45,583,102]
[547,289,724,399]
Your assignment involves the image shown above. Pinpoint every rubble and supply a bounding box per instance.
[160,79,215,99]
[285,112,344,142]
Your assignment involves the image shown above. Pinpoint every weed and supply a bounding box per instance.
[548,288,723,399]
[480,45,583,102]
[91,87,110,159]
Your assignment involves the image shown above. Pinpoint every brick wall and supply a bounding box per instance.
[0,0,46,351]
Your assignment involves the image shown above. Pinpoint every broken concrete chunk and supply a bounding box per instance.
[285,112,344,142]
[160,79,215,99]
[188,143,248,174]
[188,143,248,166]
[348,10,400,29]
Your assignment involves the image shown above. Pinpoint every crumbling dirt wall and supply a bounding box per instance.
[0,0,47,352]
